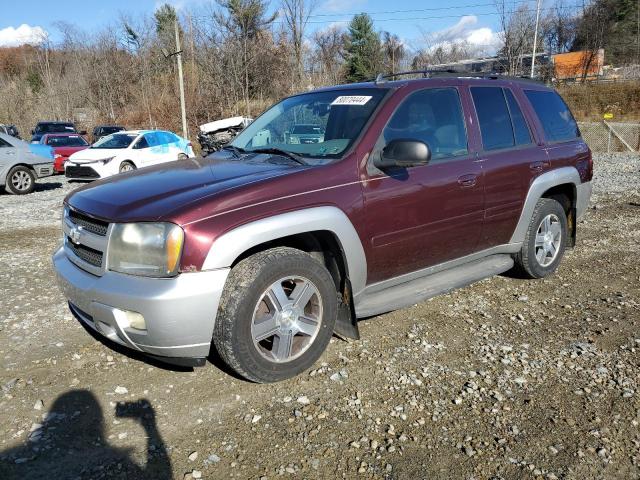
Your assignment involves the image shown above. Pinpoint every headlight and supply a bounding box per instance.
[107,223,184,277]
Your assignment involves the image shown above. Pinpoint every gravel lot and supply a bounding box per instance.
[1,153,639,479]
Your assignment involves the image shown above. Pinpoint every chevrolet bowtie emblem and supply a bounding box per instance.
[69,225,83,244]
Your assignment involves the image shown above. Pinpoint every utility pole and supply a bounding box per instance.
[530,0,542,78]
[175,18,188,139]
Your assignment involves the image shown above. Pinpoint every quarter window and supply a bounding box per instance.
[524,90,579,142]
[0,137,12,147]
[471,87,515,151]
[382,88,468,161]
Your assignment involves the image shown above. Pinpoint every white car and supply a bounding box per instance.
[65,129,195,180]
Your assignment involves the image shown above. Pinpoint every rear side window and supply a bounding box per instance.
[504,90,532,145]
[471,87,515,150]
[383,87,468,161]
[0,137,11,147]
[524,90,579,142]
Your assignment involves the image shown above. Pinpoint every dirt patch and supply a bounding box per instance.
[1,159,639,479]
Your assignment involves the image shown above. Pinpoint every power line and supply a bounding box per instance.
[306,0,534,18]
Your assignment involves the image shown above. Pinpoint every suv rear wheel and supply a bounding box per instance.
[213,247,337,383]
[5,165,35,195]
[514,198,567,278]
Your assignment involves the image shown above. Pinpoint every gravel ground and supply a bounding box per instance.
[1,153,639,480]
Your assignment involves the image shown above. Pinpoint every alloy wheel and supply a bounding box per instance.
[251,276,323,363]
[11,170,32,192]
[534,213,562,267]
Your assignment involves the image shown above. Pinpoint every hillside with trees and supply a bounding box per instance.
[1,0,639,138]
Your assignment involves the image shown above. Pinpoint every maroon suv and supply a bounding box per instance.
[53,74,592,382]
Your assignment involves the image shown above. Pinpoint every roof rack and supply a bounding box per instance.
[370,69,544,85]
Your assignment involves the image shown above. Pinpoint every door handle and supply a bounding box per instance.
[529,160,550,172]
[457,174,478,187]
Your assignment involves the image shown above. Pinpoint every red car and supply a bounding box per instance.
[40,133,90,173]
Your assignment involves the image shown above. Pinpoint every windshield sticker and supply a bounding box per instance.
[330,95,372,106]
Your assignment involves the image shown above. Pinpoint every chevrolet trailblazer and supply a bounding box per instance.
[53,73,592,383]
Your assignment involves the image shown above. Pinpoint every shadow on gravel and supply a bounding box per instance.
[0,390,172,480]
[77,317,193,373]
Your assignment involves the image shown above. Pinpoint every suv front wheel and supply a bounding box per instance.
[514,197,567,278]
[213,247,337,383]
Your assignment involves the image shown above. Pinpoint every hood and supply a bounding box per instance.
[69,148,124,163]
[54,145,89,157]
[66,153,302,222]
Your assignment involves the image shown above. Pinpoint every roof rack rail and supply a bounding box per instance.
[370,69,544,84]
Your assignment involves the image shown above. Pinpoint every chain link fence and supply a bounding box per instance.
[578,121,640,153]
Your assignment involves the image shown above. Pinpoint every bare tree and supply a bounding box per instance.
[312,25,345,84]
[281,0,316,83]
[382,32,405,75]
[496,1,536,75]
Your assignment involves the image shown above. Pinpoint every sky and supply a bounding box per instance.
[0,0,567,54]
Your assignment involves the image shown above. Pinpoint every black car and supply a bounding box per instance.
[92,125,125,143]
[31,121,85,143]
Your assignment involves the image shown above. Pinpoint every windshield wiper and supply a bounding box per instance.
[221,145,246,158]
[249,147,308,166]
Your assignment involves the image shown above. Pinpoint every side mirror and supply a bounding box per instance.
[79,130,87,135]
[374,139,431,169]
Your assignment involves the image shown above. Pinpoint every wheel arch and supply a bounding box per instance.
[201,206,367,340]
[510,166,581,245]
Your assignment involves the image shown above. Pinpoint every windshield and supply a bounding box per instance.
[231,88,387,160]
[91,133,137,149]
[47,135,88,147]
[36,123,75,134]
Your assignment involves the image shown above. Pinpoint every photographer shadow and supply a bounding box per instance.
[0,390,171,480]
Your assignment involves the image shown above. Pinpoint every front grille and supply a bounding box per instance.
[67,238,103,267]
[69,209,108,236]
[66,166,99,179]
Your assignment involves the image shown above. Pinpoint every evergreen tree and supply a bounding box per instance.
[344,13,382,82]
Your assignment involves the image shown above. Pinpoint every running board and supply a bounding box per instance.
[354,254,514,318]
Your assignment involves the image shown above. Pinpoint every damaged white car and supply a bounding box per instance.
[197,116,253,156]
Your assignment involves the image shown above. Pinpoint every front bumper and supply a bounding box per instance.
[576,181,592,220]
[53,247,229,361]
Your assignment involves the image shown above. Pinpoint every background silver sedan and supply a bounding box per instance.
[0,132,55,194]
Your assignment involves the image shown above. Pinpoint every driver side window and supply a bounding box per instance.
[382,88,468,162]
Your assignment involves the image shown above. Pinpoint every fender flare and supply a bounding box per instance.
[201,206,368,296]
[509,166,581,244]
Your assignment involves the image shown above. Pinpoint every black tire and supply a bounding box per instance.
[514,197,567,279]
[213,247,338,383]
[119,161,136,173]
[5,165,35,195]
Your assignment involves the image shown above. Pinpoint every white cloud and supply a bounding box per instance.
[426,16,501,54]
[0,24,48,47]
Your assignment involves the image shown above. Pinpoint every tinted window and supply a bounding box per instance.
[101,126,124,135]
[35,123,75,134]
[504,90,532,145]
[525,90,579,142]
[46,135,89,147]
[292,125,322,134]
[91,133,137,149]
[0,137,11,147]
[471,87,514,151]
[383,87,468,161]
[135,136,150,149]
